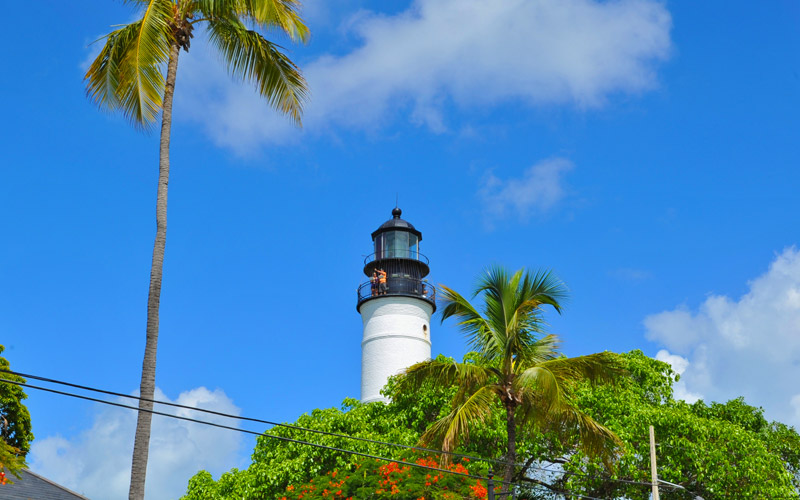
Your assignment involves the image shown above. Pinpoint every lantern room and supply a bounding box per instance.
[373,207,422,260]
[357,207,434,310]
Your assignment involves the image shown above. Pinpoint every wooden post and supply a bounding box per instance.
[649,425,660,500]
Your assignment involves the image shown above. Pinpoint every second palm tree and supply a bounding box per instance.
[397,266,622,497]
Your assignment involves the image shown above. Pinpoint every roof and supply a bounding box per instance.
[371,207,423,240]
[2,469,90,500]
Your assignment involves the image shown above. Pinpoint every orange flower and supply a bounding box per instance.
[470,480,488,500]
[453,463,469,475]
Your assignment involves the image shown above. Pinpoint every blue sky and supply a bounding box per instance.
[2,0,799,498]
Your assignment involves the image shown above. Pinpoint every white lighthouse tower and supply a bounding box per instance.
[357,208,435,403]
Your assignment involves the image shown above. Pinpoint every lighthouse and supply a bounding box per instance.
[357,208,435,403]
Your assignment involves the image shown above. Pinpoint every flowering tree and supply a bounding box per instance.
[275,456,497,500]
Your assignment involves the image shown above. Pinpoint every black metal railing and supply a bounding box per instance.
[357,277,436,309]
[363,250,429,266]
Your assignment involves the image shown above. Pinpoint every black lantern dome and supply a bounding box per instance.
[357,208,435,311]
[371,207,421,237]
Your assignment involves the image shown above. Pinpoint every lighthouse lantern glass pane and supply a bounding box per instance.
[374,231,419,260]
[385,232,395,258]
[409,234,418,260]
[392,231,408,258]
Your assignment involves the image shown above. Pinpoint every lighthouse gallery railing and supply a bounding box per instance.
[357,278,436,308]
[363,250,429,266]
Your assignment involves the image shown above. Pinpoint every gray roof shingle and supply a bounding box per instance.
[2,469,90,500]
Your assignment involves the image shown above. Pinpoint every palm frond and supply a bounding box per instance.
[551,406,622,465]
[514,334,561,370]
[207,17,307,125]
[474,265,511,300]
[420,385,498,461]
[85,23,137,111]
[519,269,568,314]
[84,0,173,128]
[187,0,231,20]
[243,0,309,41]
[475,266,513,349]
[514,364,567,417]
[438,284,500,359]
[539,351,623,386]
[397,358,494,401]
[193,0,309,41]
[515,355,623,464]
[471,267,568,370]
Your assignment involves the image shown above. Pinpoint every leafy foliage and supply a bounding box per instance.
[551,350,800,499]
[182,374,453,500]
[0,345,33,482]
[184,349,800,499]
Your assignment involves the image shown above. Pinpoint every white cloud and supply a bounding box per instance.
[792,394,800,424]
[654,349,703,403]
[478,157,573,223]
[645,247,800,427]
[29,387,244,500]
[176,0,672,152]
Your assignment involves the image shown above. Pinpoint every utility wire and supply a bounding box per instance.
[0,370,669,493]
[527,484,609,500]
[0,368,499,464]
[0,377,513,486]
[1,377,686,499]
[4,369,608,500]
[0,368,625,476]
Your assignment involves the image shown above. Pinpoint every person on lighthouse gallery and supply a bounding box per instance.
[370,271,378,296]
[377,269,388,294]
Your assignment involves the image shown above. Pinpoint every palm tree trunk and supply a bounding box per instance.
[128,41,180,500]
[502,403,516,497]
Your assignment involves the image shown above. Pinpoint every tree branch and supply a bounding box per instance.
[518,476,566,495]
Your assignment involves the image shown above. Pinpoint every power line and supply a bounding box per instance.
[1,376,692,499]
[0,370,670,494]
[0,368,501,465]
[0,377,513,487]
[0,368,640,479]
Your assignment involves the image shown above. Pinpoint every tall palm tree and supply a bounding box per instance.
[84,2,308,498]
[397,266,622,496]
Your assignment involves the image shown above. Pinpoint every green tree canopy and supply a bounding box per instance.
[181,379,451,500]
[183,350,800,499]
[558,350,800,499]
[0,345,33,483]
